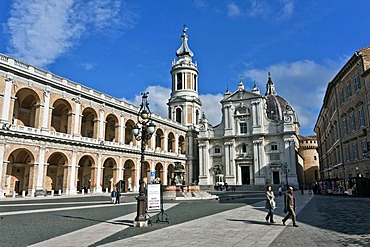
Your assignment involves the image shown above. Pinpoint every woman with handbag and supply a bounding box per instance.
[265,186,276,223]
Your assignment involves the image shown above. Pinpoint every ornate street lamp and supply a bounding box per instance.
[132,92,156,227]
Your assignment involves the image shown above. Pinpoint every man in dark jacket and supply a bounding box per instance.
[282,186,298,227]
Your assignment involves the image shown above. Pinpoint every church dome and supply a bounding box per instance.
[264,74,298,122]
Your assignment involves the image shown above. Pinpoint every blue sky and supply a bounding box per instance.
[1,0,370,136]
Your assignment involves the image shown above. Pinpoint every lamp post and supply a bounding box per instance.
[132,92,156,227]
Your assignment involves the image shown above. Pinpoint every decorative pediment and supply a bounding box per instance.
[236,154,253,160]
[221,89,262,103]
[269,163,281,171]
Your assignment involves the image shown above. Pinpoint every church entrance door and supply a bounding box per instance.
[241,166,250,184]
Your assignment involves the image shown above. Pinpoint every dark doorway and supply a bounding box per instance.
[241,166,250,184]
[273,171,280,184]
[15,181,20,194]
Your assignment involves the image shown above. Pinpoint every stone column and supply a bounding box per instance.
[118,156,123,181]
[162,167,168,186]
[175,133,179,154]
[98,105,105,141]
[253,140,264,185]
[252,102,258,127]
[41,86,51,131]
[119,113,125,144]
[198,143,208,185]
[72,96,81,136]
[1,77,14,123]
[163,131,168,152]
[69,150,78,195]
[224,105,230,129]
[96,153,103,193]
[35,145,46,196]
[0,143,4,198]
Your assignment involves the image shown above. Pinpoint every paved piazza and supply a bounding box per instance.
[1,192,369,246]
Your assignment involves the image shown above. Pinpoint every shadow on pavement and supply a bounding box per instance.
[298,195,370,235]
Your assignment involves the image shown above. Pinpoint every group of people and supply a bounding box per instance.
[265,185,298,227]
[110,189,121,205]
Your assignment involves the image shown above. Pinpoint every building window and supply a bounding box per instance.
[175,108,182,124]
[314,156,317,160]
[346,83,352,98]
[345,145,350,161]
[339,90,345,104]
[343,118,348,135]
[362,140,367,158]
[271,143,278,151]
[242,143,247,153]
[215,146,221,154]
[358,108,365,127]
[240,122,248,134]
[353,143,359,160]
[355,75,361,91]
[350,114,356,132]
[176,73,182,90]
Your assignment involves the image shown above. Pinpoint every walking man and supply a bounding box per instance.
[116,189,120,204]
[282,186,298,227]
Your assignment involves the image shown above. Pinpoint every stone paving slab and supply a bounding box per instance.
[101,192,313,247]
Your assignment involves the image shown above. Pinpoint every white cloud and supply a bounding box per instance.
[81,62,96,71]
[199,94,223,125]
[243,59,345,135]
[227,3,242,17]
[244,0,295,21]
[124,58,345,135]
[123,86,171,119]
[248,0,270,18]
[279,0,295,19]
[5,0,135,68]
[124,85,223,126]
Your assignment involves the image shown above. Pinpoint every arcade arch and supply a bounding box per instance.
[125,119,136,145]
[13,88,41,128]
[51,99,72,134]
[102,158,117,192]
[155,129,164,151]
[167,132,175,152]
[6,148,34,195]
[105,114,119,142]
[154,162,164,183]
[123,159,135,192]
[46,152,68,192]
[77,155,94,192]
[81,108,98,138]
[179,135,186,154]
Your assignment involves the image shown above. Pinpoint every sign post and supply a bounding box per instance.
[146,184,169,224]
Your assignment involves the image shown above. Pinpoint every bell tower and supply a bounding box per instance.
[168,25,201,127]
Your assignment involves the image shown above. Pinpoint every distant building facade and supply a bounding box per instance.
[298,135,320,186]
[314,46,370,191]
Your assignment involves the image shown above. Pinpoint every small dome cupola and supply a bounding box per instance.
[224,85,231,96]
[265,72,277,96]
[252,81,260,95]
[238,75,244,90]
[176,25,194,58]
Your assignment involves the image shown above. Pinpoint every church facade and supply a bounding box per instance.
[197,75,302,188]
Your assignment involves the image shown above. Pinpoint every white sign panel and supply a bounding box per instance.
[147,184,161,212]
